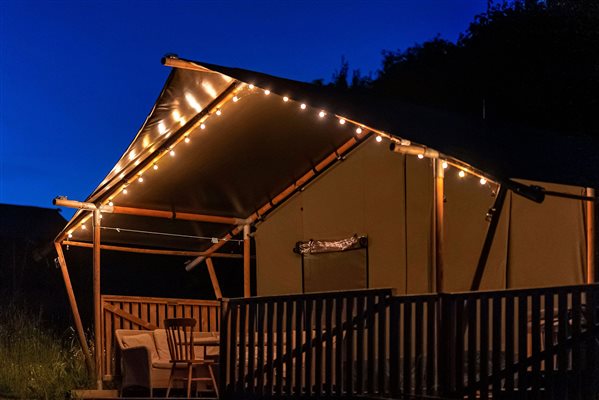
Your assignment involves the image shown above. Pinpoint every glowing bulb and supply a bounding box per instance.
[339,118,346,125]
[417,154,424,159]
[108,201,114,206]
[153,164,158,170]
[264,90,270,95]
[248,84,255,89]
[184,137,190,143]
[355,127,363,134]
[123,189,128,194]
[215,109,222,116]
[318,111,326,118]
[138,176,144,183]
[200,123,206,130]
[170,150,175,157]
[68,233,73,239]
[233,96,239,102]
[442,161,448,169]
[459,170,466,178]
[300,103,307,110]
[81,225,86,230]
[283,96,289,102]
[376,135,382,143]
[480,178,487,185]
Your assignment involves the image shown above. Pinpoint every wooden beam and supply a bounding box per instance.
[185,133,368,271]
[54,242,94,374]
[103,303,158,330]
[587,188,596,283]
[470,186,508,291]
[162,56,216,73]
[92,210,102,389]
[205,258,223,299]
[434,159,445,293]
[243,224,251,297]
[62,241,243,259]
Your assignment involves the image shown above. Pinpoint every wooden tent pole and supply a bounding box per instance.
[243,224,251,297]
[54,242,94,375]
[92,209,102,389]
[434,159,445,293]
[205,258,223,299]
[587,187,596,283]
[470,186,508,291]
[62,240,243,259]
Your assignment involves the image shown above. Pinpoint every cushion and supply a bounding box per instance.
[120,333,158,361]
[152,329,172,361]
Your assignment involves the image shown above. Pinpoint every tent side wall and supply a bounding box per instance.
[254,138,588,296]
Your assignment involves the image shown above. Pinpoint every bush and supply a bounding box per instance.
[0,303,91,399]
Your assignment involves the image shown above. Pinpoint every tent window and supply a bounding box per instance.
[294,235,368,293]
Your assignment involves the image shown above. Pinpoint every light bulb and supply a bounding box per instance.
[300,103,307,110]
[283,96,289,102]
[248,84,255,89]
[264,90,270,95]
[68,233,73,239]
[459,170,466,178]
[339,119,346,125]
[442,161,448,169]
[417,154,424,159]
[109,201,114,206]
[184,137,190,143]
[319,111,326,118]
[480,178,487,185]
[138,177,143,183]
[81,225,86,230]
[376,135,382,142]
[123,189,128,194]
[215,109,222,116]
[200,123,206,129]
[170,150,175,157]
[153,164,158,170]
[355,127,362,134]
[232,96,239,102]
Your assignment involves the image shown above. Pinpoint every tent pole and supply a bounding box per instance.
[62,240,243,259]
[243,224,251,297]
[587,187,596,283]
[92,209,102,389]
[470,186,508,291]
[434,159,445,293]
[205,258,223,299]
[54,242,94,375]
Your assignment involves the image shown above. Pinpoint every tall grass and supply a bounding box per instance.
[0,303,91,399]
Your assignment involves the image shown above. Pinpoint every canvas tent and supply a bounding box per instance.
[53,55,597,386]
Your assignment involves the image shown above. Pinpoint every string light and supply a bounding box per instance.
[264,90,271,95]
[123,188,128,194]
[376,135,383,142]
[480,178,487,185]
[339,118,346,125]
[215,109,222,116]
[81,225,86,230]
[108,201,114,206]
[248,84,255,89]
[442,161,448,169]
[153,164,158,170]
[283,96,289,102]
[417,154,424,159]
[459,170,466,178]
[232,96,239,102]
[300,103,307,110]
[138,176,144,183]
[200,123,206,129]
[319,111,326,118]
[68,233,73,238]
[170,150,175,157]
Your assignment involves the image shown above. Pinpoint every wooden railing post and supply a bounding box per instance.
[219,298,229,399]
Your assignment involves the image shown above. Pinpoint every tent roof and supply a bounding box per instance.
[58,56,599,253]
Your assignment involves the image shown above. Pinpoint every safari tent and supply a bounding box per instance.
[53,56,599,398]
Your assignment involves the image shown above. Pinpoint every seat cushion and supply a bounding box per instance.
[152,329,172,361]
[120,333,158,361]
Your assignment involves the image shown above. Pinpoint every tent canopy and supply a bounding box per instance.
[58,56,599,252]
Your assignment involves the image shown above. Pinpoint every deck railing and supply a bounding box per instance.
[219,284,599,399]
[101,294,220,380]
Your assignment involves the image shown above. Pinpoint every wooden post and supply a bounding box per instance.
[92,209,102,389]
[587,187,596,283]
[243,224,251,297]
[54,242,94,374]
[205,258,223,299]
[434,159,445,293]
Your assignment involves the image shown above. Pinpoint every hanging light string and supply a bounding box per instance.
[100,226,244,243]
[67,81,497,236]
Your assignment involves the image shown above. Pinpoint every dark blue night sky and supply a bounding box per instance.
[0,0,486,216]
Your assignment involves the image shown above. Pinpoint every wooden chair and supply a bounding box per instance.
[164,318,218,398]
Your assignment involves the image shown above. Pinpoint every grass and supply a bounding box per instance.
[0,302,92,399]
